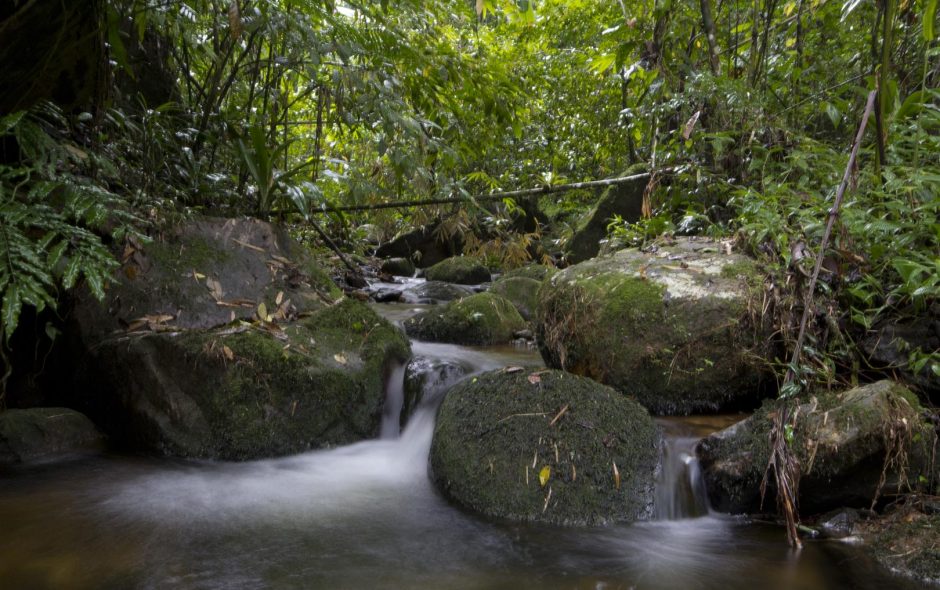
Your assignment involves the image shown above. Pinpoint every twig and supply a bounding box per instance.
[497,412,549,424]
[549,404,569,426]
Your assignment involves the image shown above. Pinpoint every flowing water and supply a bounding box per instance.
[0,302,928,589]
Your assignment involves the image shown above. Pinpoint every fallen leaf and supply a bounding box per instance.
[257,302,268,321]
[124,265,139,280]
[503,366,524,373]
[275,291,284,305]
[539,465,551,487]
[528,374,541,385]
[193,270,206,281]
[613,461,621,490]
[206,278,224,301]
[334,353,347,365]
[222,345,234,361]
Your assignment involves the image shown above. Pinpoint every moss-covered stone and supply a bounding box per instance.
[71,217,342,344]
[536,238,771,415]
[565,178,646,264]
[404,293,526,346]
[380,257,416,277]
[860,506,940,585]
[399,281,472,304]
[0,408,105,464]
[489,277,541,320]
[697,380,938,515]
[425,256,491,285]
[78,299,411,459]
[501,264,558,282]
[430,369,661,526]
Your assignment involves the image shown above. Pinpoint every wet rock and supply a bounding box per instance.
[425,257,491,285]
[404,293,526,346]
[380,257,416,278]
[400,281,473,304]
[514,329,534,340]
[371,288,402,303]
[78,299,410,460]
[536,238,772,415]
[697,381,937,515]
[490,277,541,320]
[69,217,410,459]
[400,356,472,426]
[861,310,940,401]
[374,224,462,268]
[816,508,864,539]
[430,369,661,525]
[859,505,940,585]
[565,177,646,264]
[0,408,105,464]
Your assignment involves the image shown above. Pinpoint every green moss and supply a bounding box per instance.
[147,299,409,459]
[425,256,491,284]
[535,242,769,415]
[501,264,558,282]
[430,369,660,525]
[489,276,541,320]
[404,292,526,345]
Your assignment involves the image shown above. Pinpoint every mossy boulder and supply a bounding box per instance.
[860,506,940,585]
[425,257,491,285]
[380,257,416,277]
[565,177,646,264]
[489,277,541,320]
[71,217,341,344]
[697,381,938,515]
[400,281,473,304]
[536,238,771,415]
[430,369,661,525]
[501,264,558,282]
[0,408,105,464]
[77,299,410,459]
[403,293,526,346]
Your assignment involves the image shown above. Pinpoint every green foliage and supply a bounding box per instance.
[0,105,141,345]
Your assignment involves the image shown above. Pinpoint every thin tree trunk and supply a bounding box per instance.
[700,0,721,74]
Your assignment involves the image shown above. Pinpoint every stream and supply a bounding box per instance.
[0,301,927,589]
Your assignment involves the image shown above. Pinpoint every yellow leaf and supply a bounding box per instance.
[275,291,284,305]
[193,270,206,280]
[257,302,268,321]
[222,345,234,361]
[334,353,347,365]
[539,465,551,487]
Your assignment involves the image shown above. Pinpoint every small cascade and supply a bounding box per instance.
[379,363,407,439]
[654,427,711,520]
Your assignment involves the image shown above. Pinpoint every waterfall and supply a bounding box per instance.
[379,362,407,439]
[654,424,711,520]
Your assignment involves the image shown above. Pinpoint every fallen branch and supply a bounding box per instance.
[313,171,663,213]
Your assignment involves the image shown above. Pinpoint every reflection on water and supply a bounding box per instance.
[0,312,927,589]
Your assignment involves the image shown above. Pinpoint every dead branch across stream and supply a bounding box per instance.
[314,171,659,214]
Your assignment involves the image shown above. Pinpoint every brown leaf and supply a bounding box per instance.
[503,366,524,373]
[683,110,701,140]
[206,278,224,301]
[527,374,541,385]
[222,345,234,361]
[613,462,621,490]
[124,265,139,280]
[334,353,347,365]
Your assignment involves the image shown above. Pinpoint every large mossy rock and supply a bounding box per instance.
[565,177,646,264]
[430,369,661,525]
[70,217,411,459]
[79,299,410,459]
[380,257,416,277]
[425,257,491,285]
[536,238,770,415]
[697,381,937,515]
[71,217,342,343]
[0,408,105,464]
[489,277,541,320]
[501,264,558,282]
[374,224,462,268]
[403,293,526,346]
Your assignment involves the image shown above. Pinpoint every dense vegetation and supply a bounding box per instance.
[1,0,937,403]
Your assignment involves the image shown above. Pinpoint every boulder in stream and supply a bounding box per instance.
[425,256,491,285]
[535,238,772,415]
[69,217,410,459]
[430,369,661,525]
[489,276,541,321]
[380,257,416,278]
[399,281,473,304]
[0,408,105,464]
[403,292,526,346]
[697,380,938,515]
